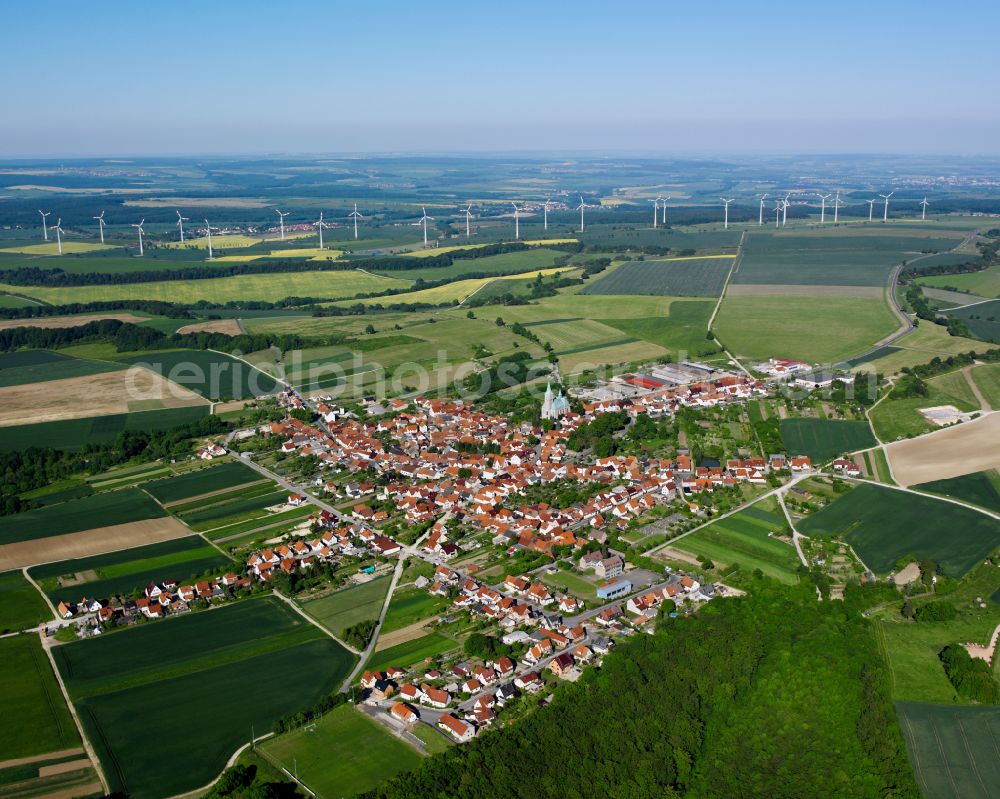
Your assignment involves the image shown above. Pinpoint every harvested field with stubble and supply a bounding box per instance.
[0,313,148,330]
[0,368,207,426]
[0,517,194,571]
[884,412,1000,486]
[174,319,243,335]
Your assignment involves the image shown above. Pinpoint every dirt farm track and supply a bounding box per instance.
[884,412,1000,487]
[0,517,194,571]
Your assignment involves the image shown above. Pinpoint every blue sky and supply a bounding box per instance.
[2,0,998,156]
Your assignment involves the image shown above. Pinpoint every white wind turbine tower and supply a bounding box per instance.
[661,196,670,225]
[576,196,587,233]
[39,210,51,241]
[275,209,289,241]
[349,203,362,240]
[204,219,218,259]
[313,211,328,250]
[52,218,64,255]
[94,210,106,244]
[462,204,473,237]
[543,198,552,231]
[653,196,664,229]
[867,198,876,221]
[511,202,522,239]
[833,192,843,224]
[880,192,894,222]
[774,200,782,227]
[818,193,831,224]
[758,194,768,226]
[721,197,734,230]
[419,207,433,246]
[920,197,930,221]
[132,219,145,256]
[176,210,189,242]
[782,194,791,226]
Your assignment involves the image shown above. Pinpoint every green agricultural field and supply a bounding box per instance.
[920,264,1000,298]
[577,226,742,252]
[29,536,232,604]
[0,405,210,453]
[672,502,800,584]
[203,505,313,542]
[896,702,1000,799]
[733,241,916,287]
[56,597,353,799]
[381,588,451,633]
[0,569,53,631]
[114,349,279,400]
[0,350,124,388]
[0,488,166,546]
[582,256,734,297]
[0,241,117,256]
[0,292,39,307]
[944,299,1000,344]
[599,299,718,358]
[913,470,1000,513]
[144,460,261,503]
[368,631,457,673]
[371,247,564,281]
[260,704,423,799]
[971,362,1000,406]
[0,636,79,761]
[869,379,980,442]
[177,489,288,531]
[779,418,876,461]
[302,577,390,637]
[714,295,899,363]
[853,322,988,376]
[0,269,406,306]
[797,482,1000,576]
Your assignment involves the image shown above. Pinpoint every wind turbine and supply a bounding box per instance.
[653,196,664,229]
[818,193,831,224]
[576,196,588,233]
[204,219,217,259]
[275,209,289,240]
[132,219,145,256]
[348,203,362,240]
[176,210,189,242]
[833,192,843,224]
[782,194,791,226]
[313,211,327,250]
[880,192,894,222]
[867,198,876,221]
[920,197,930,221]
[774,200,782,227]
[543,198,552,231]
[758,194,769,226]
[53,218,64,255]
[661,196,670,225]
[419,207,433,246]
[721,197,735,230]
[39,210,50,241]
[94,210,106,244]
[462,204,473,237]
[512,202,521,239]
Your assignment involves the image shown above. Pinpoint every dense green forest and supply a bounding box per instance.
[366,581,918,799]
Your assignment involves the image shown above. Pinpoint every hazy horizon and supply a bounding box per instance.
[3,0,999,158]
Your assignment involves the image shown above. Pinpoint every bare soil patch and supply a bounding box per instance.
[726,284,884,298]
[176,319,243,336]
[656,546,704,567]
[37,759,93,778]
[0,748,85,770]
[57,570,98,588]
[0,517,194,571]
[885,412,1000,486]
[0,368,207,426]
[0,313,146,331]
[375,620,431,652]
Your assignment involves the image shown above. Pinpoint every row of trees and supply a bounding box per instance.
[0,414,229,515]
